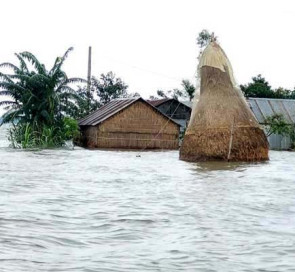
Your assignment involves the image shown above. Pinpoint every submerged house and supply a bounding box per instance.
[248,97,295,150]
[147,98,192,131]
[78,97,180,149]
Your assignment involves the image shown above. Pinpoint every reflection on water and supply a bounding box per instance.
[0,125,295,272]
[193,161,250,172]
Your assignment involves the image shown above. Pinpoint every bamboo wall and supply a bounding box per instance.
[83,101,179,149]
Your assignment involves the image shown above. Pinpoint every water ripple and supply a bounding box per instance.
[1,126,295,271]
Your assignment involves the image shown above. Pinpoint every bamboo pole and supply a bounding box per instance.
[87,46,92,113]
[227,117,235,161]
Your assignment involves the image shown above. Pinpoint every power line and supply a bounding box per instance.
[99,55,194,82]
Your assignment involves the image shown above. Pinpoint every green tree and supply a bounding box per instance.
[0,48,84,148]
[240,74,295,99]
[197,29,212,49]
[91,71,128,105]
[197,29,217,50]
[69,86,100,119]
[273,87,295,99]
[125,92,141,98]
[157,89,179,100]
[264,113,294,146]
[156,90,168,99]
[155,79,195,101]
[148,95,159,100]
[181,79,195,101]
[264,114,295,149]
[240,74,274,98]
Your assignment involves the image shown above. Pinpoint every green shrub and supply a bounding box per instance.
[62,117,80,141]
[7,120,76,149]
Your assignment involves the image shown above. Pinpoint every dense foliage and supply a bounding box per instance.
[68,86,100,119]
[264,114,295,149]
[0,48,83,148]
[181,79,196,101]
[68,72,136,119]
[240,74,295,99]
[91,72,128,105]
[196,29,214,49]
[264,114,293,137]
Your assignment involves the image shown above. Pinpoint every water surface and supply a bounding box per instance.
[0,126,295,271]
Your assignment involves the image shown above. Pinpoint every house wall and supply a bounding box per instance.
[247,98,295,150]
[267,133,292,150]
[80,126,97,148]
[83,101,179,149]
[256,125,294,150]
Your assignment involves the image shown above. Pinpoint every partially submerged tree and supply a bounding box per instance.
[264,114,293,137]
[264,114,295,149]
[0,48,83,148]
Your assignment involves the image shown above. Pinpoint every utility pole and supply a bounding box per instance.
[87,46,92,113]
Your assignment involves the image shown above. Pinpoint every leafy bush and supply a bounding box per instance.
[264,114,292,137]
[62,117,80,141]
[0,48,85,149]
[7,117,80,149]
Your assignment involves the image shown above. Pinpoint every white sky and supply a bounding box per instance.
[1,0,295,115]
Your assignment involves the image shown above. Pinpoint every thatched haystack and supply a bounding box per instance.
[180,42,269,162]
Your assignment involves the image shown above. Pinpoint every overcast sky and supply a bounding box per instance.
[1,0,295,115]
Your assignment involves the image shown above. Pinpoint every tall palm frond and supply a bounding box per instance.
[0,100,17,107]
[14,53,29,73]
[19,51,46,74]
[49,47,73,77]
[0,47,85,129]
[0,72,14,83]
[0,63,21,73]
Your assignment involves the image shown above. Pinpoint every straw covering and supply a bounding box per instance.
[180,42,269,162]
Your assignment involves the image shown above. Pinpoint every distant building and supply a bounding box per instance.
[78,97,180,150]
[147,98,192,132]
[161,97,295,150]
[248,98,295,150]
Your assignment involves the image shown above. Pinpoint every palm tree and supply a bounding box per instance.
[0,48,85,124]
[0,48,85,147]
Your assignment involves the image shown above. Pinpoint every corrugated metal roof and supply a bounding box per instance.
[147,98,170,107]
[79,97,180,127]
[181,101,193,108]
[147,98,192,110]
[248,98,295,124]
[79,98,138,126]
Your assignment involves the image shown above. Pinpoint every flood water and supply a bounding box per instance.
[0,125,295,272]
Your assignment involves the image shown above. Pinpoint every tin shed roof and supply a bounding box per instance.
[79,98,137,126]
[78,97,180,126]
[147,98,171,107]
[248,97,295,124]
[147,98,192,110]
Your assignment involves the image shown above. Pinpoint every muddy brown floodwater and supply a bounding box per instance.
[0,125,295,272]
